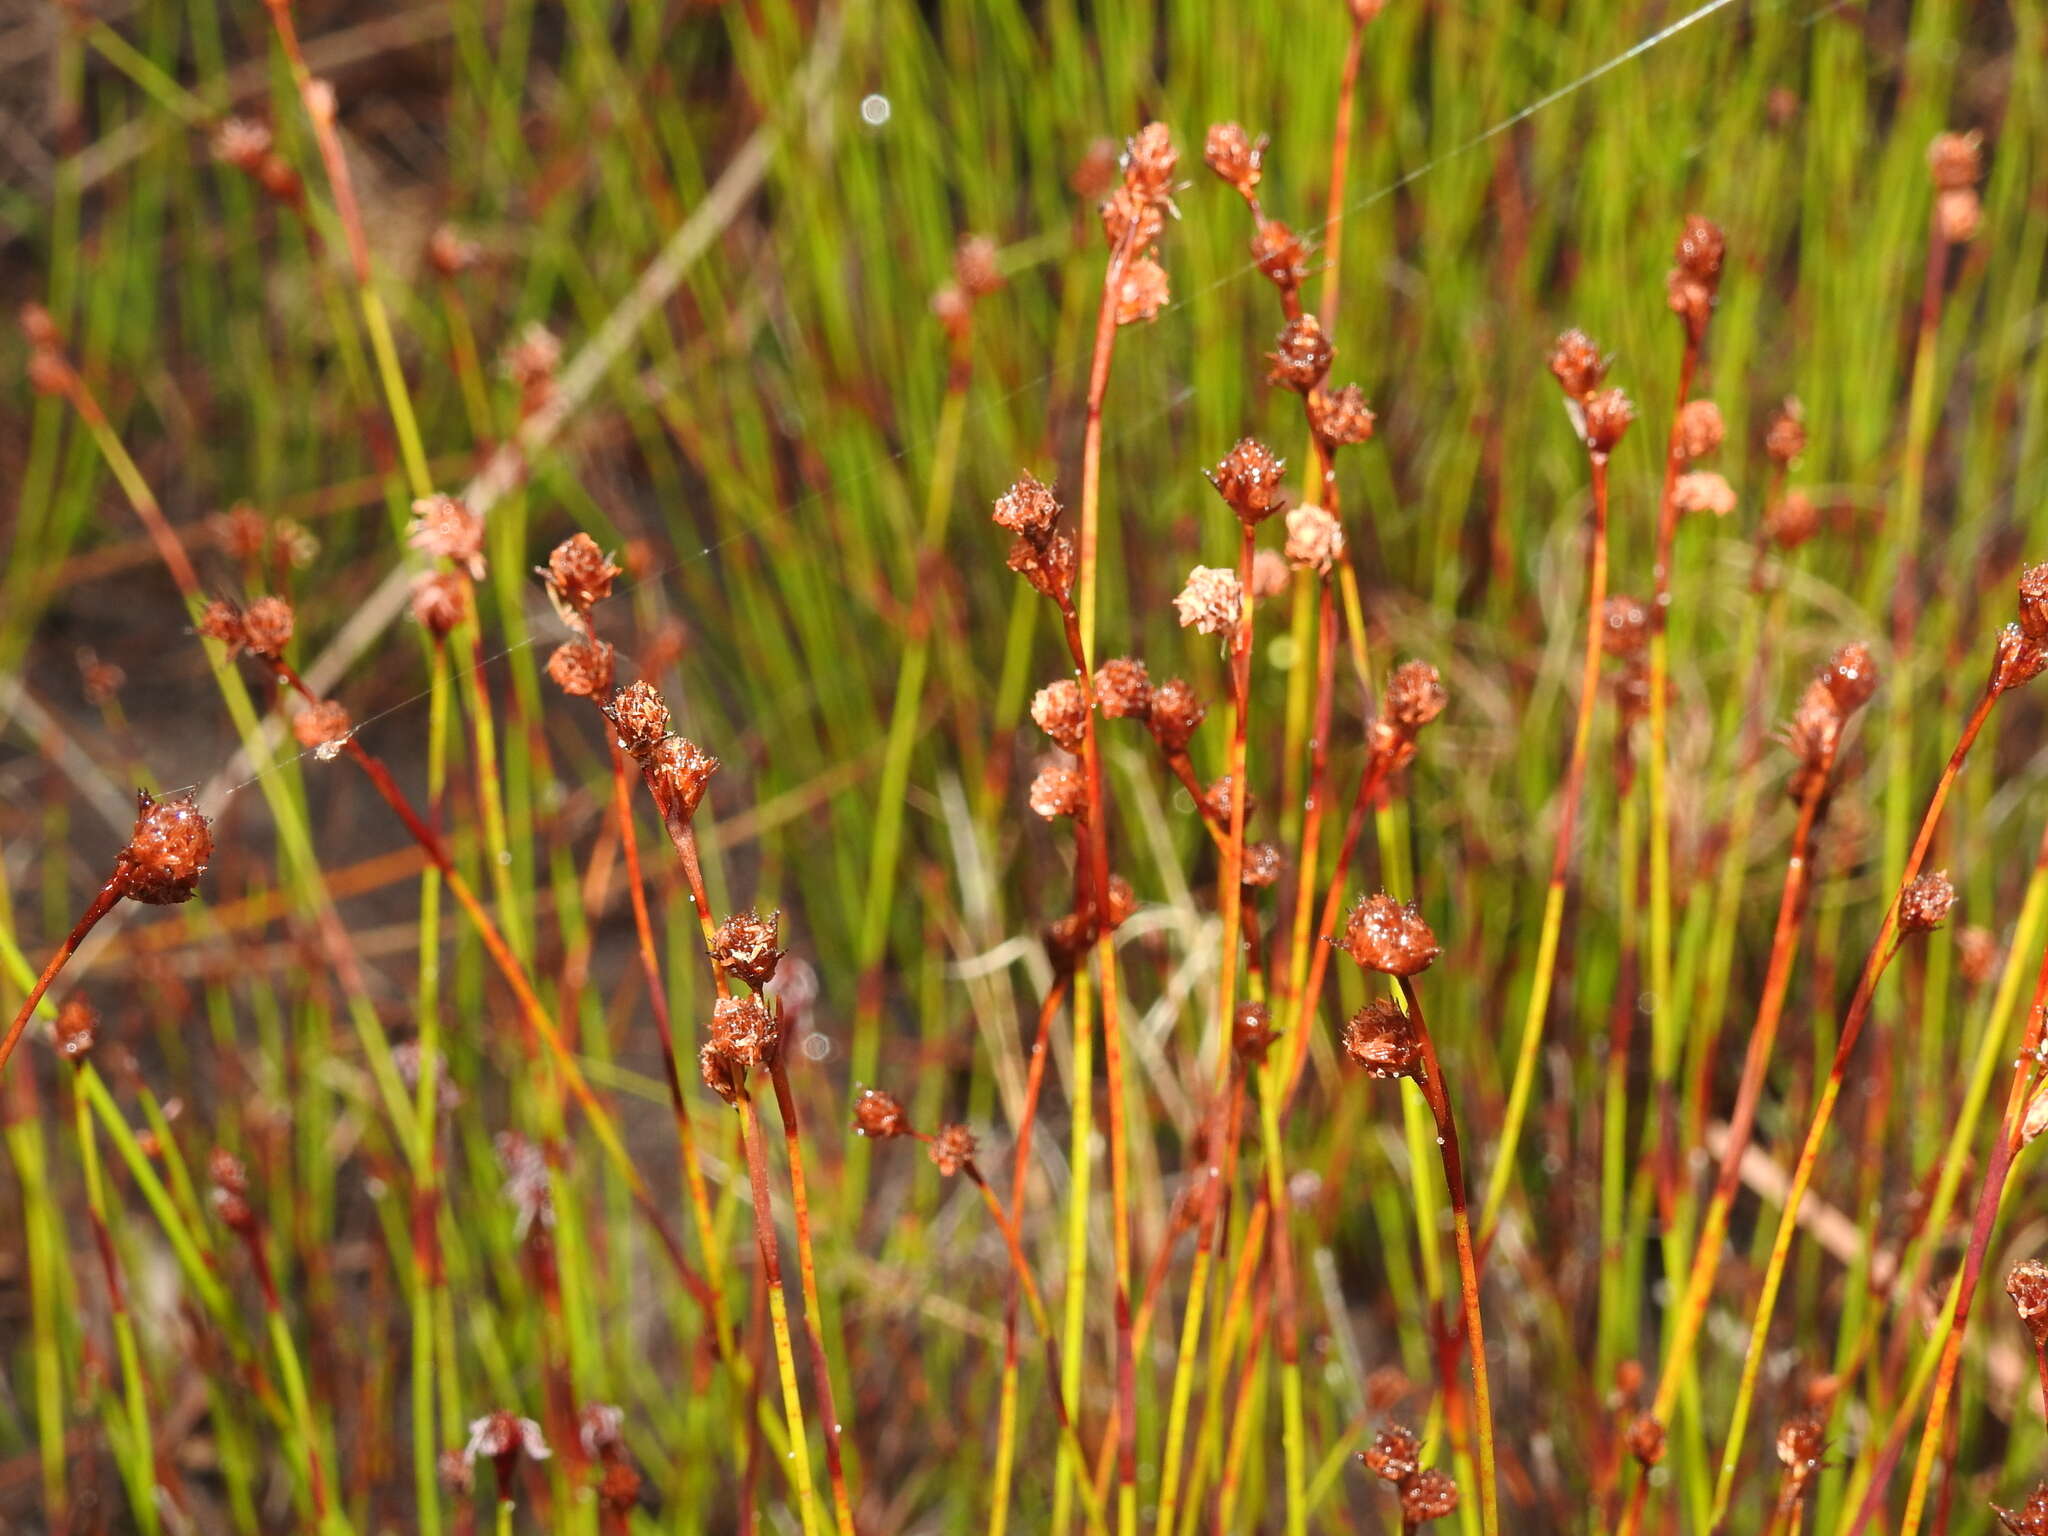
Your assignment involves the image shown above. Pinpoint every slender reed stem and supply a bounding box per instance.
[1708,683,2001,1531]
[1482,449,1610,1236]
[0,879,121,1079]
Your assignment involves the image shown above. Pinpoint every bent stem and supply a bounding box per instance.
[0,878,122,1079]
[1397,975,1498,1536]
[1707,682,2001,1531]
[1482,447,1611,1237]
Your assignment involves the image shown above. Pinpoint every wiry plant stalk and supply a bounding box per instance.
[1709,663,2016,1531]
[0,879,122,1079]
[1483,420,1616,1237]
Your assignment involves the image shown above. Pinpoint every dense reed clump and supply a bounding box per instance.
[4,4,2047,1536]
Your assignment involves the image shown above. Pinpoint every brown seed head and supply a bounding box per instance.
[1601,595,1650,658]
[1114,256,1171,325]
[1675,214,1726,285]
[1344,999,1421,1079]
[211,1148,256,1234]
[1203,122,1263,198]
[1312,384,1376,447]
[1148,678,1207,751]
[709,995,780,1071]
[1766,400,1808,465]
[1208,437,1287,524]
[1674,471,1737,518]
[1383,661,1449,733]
[54,999,97,1063]
[1992,623,2048,696]
[1581,388,1635,455]
[1203,775,1256,827]
[604,681,672,757]
[1342,893,1439,976]
[408,494,487,581]
[198,600,247,653]
[1900,871,1956,934]
[240,596,296,659]
[645,735,719,821]
[546,637,616,699]
[427,224,482,278]
[1929,131,1983,192]
[1777,1414,1826,1480]
[1232,1000,1273,1065]
[1095,657,1153,720]
[1284,505,1346,574]
[929,1123,978,1177]
[1400,1468,1460,1526]
[1269,315,1334,394]
[853,1087,911,1139]
[117,790,213,906]
[1122,122,1178,206]
[1995,1487,2048,1536]
[1626,1414,1667,1468]
[1174,566,1243,636]
[1767,490,1821,551]
[1028,764,1088,821]
[2018,565,2048,645]
[1007,533,1078,601]
[1241,841,1284,889]
[711,910,783,990]
[1031,680,1091,752]
[1958,925,2000,988]
[1361,1424,1420,1484]
[541,533,622,618]
[1251,220,1311,292]
[410,571,469,637]
[699,1042,741,1104]
[1677,399,1726,460]
[993,472,1062,541]
[1100,186,1165,254]
[2008,1259,2048,1347]
[1547,329,1606,400]
[955,235,1003,298]
[1820,643,1879,714]
[291,698,352,752]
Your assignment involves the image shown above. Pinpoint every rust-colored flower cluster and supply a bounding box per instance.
[1359,1424,1458,1528]
[1340,892,1440,977]
[994,471,1077,607]
[1101,122,1178,325]
[1367,661,1448,778]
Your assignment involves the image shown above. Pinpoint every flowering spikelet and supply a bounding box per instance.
[1029,764,1087,821]
[116,791,213,906]
[409,494,486,580]
[1232,1000,1273,1065]
[1899,871,1956,934]
[928,1123,977,1177]
[1345,999,1421,1080]
[1777,1414,1826,1487]
[1115,256,1171,325]
[604,681,672,758]
[428,224,482,277]
[1601,595,1650,657]
[1241,841,1283,888]
[1361,1424,1421,1483]
[240,596,296,659]
[1251,220,1312,292]
[1174,566,1243,636]
[1284,505,1345,574]
[291,698,352,754]
[54,999,96,1063]
[1311,384,1376,447]
[1667,215,1726,342]
[539,533,621,620]
[1820,642,1880,713]
[1251,549,1290,599]
[993,473,1062,540]
[1547,329,1606,400]
[411,571,469,637]
[1992,623,2048,696]
[1342,893,1440,976]
[1581,388,1634,455]
[546,638,616,699]
[710,910,783,990]
[1676,399,1725,460]
[1095,657,1152,720]
[1269,314,1333,393]
[1766,401,1808,466]
[645,736,719,821]
[211,1149,257,1235]
[2007,1259,2048,1347]
[853,1087,910,1139]
[1148,678,1206,751]
[1401,1468,1460,1526]
[1673,471,1737,518]
[1625,1415,1667,1467]
[1995,1487,2048,1536]
[494,1131,554,1234]
[1369,661,1448,776]
[709,995,780,1071]
[2018,564,2048,646]
[465,1411,551,1475]
[954,235,1003,298]
[1122,121,1177,205]
[1767,490,1821,551]
[1031,680,1090,752]
[1203,122,1263,199]
[1208,438,1286,524]
[1204,776,1254,827]
[1930,131,1984,243]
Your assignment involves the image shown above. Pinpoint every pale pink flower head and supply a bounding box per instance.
[1673,471,1737,518]
[1174,565,1243,636]
[409,494,487,580]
